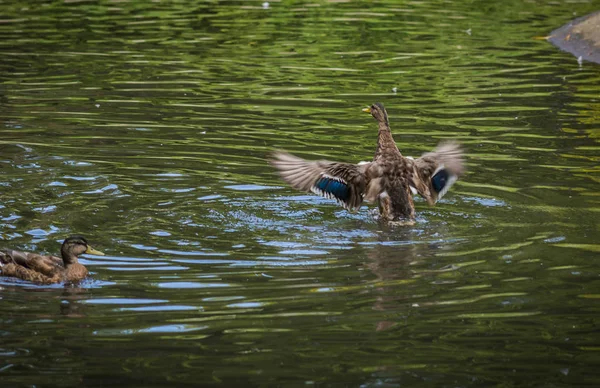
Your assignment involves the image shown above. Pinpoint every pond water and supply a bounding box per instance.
[1,0,599,386]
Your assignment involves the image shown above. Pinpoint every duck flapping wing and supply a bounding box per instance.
[270,152,381,211]
[412,141,465,204]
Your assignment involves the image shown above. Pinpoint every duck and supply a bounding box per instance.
[270,102,465,223]
[0,236,104,284]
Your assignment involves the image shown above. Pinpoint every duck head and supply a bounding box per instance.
[60,236,104,264]
[362,102,389,124]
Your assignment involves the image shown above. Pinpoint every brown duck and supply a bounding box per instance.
[0,236,104,284]
[270,102,465,223]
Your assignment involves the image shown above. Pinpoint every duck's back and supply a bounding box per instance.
[0,249,67,283]
[1,250,64,274]
[377,155,418,220]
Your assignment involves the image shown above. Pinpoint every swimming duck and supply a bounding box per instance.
[0,236,104,284]
[270,102,465,223]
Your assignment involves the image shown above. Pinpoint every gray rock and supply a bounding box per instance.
[548,11,600,64]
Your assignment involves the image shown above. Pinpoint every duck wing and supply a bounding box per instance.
[1,249,64,277]
[0,262,61,284]
[412,141,465,204]
[270,152,377,211]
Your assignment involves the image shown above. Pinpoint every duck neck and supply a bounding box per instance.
[377,120,400,156]
[61,247,78,266]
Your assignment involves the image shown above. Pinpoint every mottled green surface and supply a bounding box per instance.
[1,0,599,386]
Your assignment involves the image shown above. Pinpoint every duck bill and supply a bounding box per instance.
[86,246,105,256]
[362,107,371,113]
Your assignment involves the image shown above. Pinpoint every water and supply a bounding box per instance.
[1,0,599,386]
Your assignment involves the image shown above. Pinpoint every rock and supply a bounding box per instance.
[548,11,600,64]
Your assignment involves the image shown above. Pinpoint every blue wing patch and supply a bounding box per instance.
[314,176,350,201]
[431,166,457,201]
[431,169,449,194]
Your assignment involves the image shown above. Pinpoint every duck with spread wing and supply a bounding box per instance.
[270,102,465,223]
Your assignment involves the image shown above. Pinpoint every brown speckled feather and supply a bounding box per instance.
[2,250,64,276]
[0,262,61,284]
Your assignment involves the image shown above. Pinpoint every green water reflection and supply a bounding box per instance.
[1,0,599,386]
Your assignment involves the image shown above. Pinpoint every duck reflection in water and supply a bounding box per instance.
[362,227,448,332]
